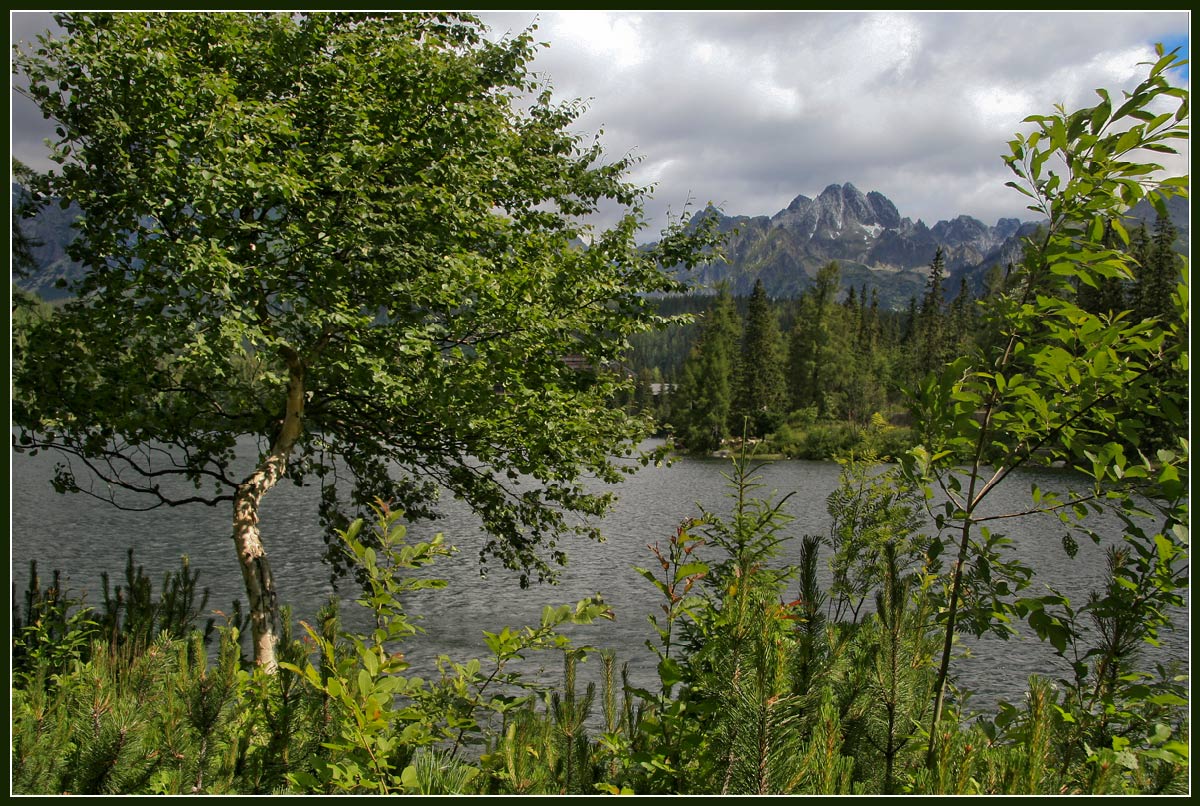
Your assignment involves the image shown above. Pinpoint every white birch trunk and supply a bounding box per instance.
[232,348,305,671]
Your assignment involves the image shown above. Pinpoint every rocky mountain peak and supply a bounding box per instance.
[931,214,990,246]
[772,182,898,237]
[818,182,870,229]
[675,182,1057,306]
[993,217,1023,241]
[865,190,902,228]
[784,192,812,212]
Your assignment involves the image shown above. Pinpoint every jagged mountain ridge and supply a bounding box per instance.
[13,181,1186,309]
[678,182,1189,309]
[679,182,1041,309]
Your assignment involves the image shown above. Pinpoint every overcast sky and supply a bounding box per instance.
[11,10,1191,234]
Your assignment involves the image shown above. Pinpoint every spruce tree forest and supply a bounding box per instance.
[633,210,1186,463]
[10,13,1190,796]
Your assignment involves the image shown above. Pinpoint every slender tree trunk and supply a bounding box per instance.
[926,519,972,768]
[233,348,305,670]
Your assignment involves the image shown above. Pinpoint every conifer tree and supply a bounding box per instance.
[1130,213,1188,451]
[787,261,841,415]
[734,279,788,438]
[1133,212,1182,325]
[948,276,974,352]
[853,284,870,345]
[913,248,949,380]
[901,295,919,346]
[857,288,879,352]
[673,287,741,453]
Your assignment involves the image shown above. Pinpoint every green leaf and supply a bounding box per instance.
[362,648,379,677]
[657,656,683,687]
[673,561,708,583]
[357,668,373,696]
[401,764,419,791]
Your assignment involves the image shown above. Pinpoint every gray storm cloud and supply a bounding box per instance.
[11,11,1189,234]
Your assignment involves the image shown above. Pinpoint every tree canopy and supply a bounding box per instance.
[12,11,718,666]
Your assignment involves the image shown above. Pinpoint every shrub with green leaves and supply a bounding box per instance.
[281,502,616,794]
[901,44,1189,773]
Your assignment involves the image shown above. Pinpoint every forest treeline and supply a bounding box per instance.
[626,210,1185,459]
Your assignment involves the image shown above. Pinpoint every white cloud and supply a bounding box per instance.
[12,10,1189,234]
[498,10,1189,232]
[553,11,646,71]
[967,86,1036,130]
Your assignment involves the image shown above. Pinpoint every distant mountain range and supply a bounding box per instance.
[12,187,85,302]
[12,182,1188,309]
[672,182,1188,309]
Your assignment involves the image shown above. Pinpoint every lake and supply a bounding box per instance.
[9,438,1189,716]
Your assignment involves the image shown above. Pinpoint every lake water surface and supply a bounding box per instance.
[9,439,1188,715]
